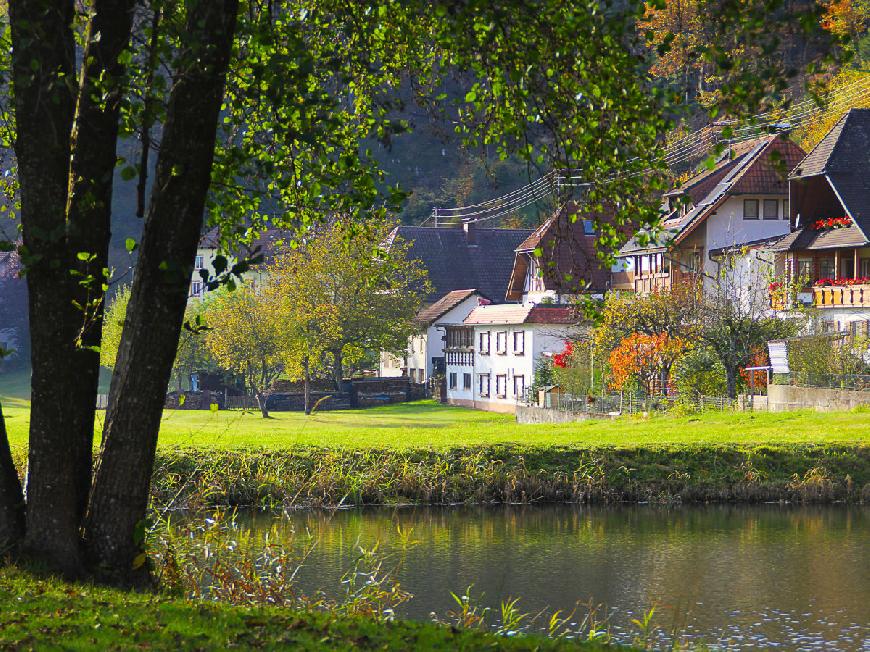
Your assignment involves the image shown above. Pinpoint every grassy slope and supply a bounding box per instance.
[0,568,606,652]
[3,400,870,450]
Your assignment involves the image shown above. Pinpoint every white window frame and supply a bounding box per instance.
[463,373,472,390]
[479,331,490,355]
[448,372,457,389]
[195,255,204,269]
[190,281,202,296]
[495,374,507,398]
[495,331,507,355]
[513,330,525,355]
[513,374,525,398]
[478,373,490,397]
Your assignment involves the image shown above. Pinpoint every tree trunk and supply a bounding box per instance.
[303,357,312,415]
[255,391,269,419]
[64,0,136,531]
[725,366,738,400]
[0,401,25,554]
[10,0,84,575]
[84,0,239,583]
[333,349,343,390]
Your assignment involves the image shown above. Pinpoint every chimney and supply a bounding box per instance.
[463,220,477,246]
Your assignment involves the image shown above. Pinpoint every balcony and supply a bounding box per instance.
[813,284,870,308]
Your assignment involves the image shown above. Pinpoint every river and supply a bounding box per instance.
[194,504,869,650]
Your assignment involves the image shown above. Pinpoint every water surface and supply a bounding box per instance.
[224,504,869,649]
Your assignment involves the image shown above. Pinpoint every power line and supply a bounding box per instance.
[430,74,870,225]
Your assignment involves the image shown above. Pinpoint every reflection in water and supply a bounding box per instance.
[210,505,870,649]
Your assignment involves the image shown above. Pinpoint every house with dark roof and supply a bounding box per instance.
[388,222,533,303]
[377,222,532,383]
[505,202,616,303]
[616,134,805,295]
[443,303,582,413]
[769,108,870,334]
[378,288,491,381]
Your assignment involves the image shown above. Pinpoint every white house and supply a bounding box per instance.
[444,303,579,413]
[379,289,490,382]
[615,134,806,296]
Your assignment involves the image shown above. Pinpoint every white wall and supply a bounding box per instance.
[704,195,790,256]
[382,294,485,382]
[447,323,571,412]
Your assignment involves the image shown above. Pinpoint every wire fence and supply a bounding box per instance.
[523,389,740,415]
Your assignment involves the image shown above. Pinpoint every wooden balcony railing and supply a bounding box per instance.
[812,284,870,308]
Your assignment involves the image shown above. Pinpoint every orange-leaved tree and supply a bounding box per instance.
[608,332,689,395]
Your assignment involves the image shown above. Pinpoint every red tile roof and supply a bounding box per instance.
[463,303,579,325]
[415,289,489,326]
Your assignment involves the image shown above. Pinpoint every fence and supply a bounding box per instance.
[523,389,738,416]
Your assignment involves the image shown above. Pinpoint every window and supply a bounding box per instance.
[195,255,204,269]
[797,257,813,281]
[763,199,779,220]
[449,373,457,389]
[783,199,789,220]
[495,331,507,355]
[841,257,855,279]
[478,373,491,397]
[514,375,525,398]
[743,199,759,220]
[819,257,835,279]
[478,331,490,355]
[190,281,202,296]
[860,258,870,277]
[513,331,525,355]
[582,219,596,235]
[495,374,507,398]
[463,373,472,389]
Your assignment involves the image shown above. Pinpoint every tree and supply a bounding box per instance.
[697,253,801,398]
[103,287,214,393]
[608,332,689,395]
[0,0,846,582]
[204,288,282,418]
[265,219,428,411]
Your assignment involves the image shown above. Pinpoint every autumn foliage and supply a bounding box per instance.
[739,348,770,390]
[608,332,688,394]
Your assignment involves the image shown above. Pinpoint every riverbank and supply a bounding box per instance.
[141,443,868,509]
[3,400,870,449]
[0,567,607,651]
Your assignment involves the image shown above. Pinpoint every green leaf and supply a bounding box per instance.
[465,90,477,103]
[125,238,137,253]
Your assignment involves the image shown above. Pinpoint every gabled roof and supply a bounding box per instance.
[463,303,579,326]
[505,202,617,300]
[415,289,489,326]
[388,225,533,303]
[619,134,805,255]
[774,108,870,249]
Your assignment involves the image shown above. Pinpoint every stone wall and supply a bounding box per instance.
[767,384,870,411]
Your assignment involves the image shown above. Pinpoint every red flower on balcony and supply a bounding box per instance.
[813,276,870,287]
[812,216,852,230]
[768,281,783,292]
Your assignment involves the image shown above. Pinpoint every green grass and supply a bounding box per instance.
[0,567,609,651]
[3,399,869,450]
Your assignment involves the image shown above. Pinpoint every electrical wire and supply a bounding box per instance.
[430,74,870,224]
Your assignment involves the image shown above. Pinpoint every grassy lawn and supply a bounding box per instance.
[3,399,868,450]
[0,567,605,651]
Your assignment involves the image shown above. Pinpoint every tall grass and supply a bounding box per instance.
[148,444,869,511]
